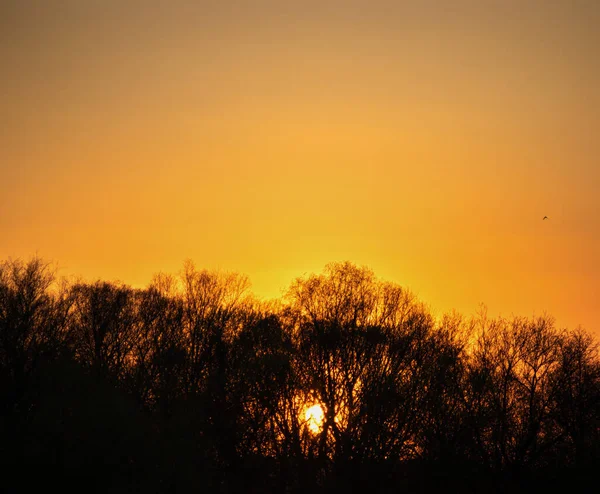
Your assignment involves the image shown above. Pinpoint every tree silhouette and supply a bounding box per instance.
[549,328,600,471]
[0,256,599,493]
[0,257,57,414]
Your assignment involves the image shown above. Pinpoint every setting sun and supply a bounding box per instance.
[304,404,325,434]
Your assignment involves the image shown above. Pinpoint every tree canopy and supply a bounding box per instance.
[1,257,598,493]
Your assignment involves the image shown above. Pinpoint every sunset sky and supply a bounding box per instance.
[2,1,599,333]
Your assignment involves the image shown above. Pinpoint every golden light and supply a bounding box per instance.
[304,404,324,434]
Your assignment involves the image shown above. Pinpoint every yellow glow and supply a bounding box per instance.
[304,404,324,434]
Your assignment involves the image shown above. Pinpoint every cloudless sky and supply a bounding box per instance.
[2,1,599,333]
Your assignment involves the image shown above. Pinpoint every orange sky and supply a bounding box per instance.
[2,1,599,334]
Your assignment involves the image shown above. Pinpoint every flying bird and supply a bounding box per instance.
[543,216,549,220]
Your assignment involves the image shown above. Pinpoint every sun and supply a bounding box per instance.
[304,404,324,434]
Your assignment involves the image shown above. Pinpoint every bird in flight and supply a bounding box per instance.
[543,216,549,220]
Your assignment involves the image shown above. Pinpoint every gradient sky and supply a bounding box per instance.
[2,1,599,333]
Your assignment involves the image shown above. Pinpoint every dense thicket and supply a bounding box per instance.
[1,257,598,493]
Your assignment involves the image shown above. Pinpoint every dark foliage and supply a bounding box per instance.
[1,257,598,493]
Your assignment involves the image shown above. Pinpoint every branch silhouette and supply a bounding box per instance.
[1,257,598,493]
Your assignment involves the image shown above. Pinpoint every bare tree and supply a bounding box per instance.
[465,313,561,472]
[69,281,137,381]
[284,260,454,488]
[549,328,600,468]
[0,257,57,415]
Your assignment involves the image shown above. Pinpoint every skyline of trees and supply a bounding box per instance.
[1,256,598,493]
